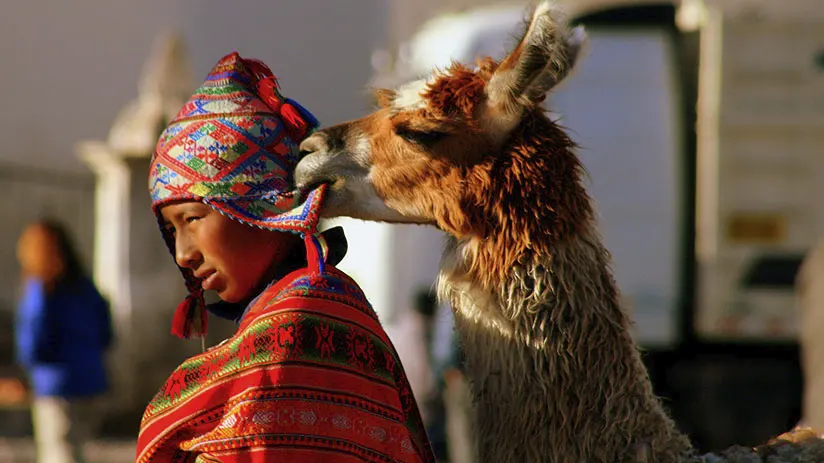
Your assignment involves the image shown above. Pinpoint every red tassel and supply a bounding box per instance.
[171,295,195,338]
[250,67,309,141]
[280,103,309,141]
[244,58,275,82]
[171,293,208,339]
[257,77,283,113]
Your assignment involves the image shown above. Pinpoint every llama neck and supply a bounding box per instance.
[438,230,693,462]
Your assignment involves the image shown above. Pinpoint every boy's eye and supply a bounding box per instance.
[185,216,201,224]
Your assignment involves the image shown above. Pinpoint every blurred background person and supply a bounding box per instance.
[429,297,476,463]
[384,289,438,427]
[14,220,113,463]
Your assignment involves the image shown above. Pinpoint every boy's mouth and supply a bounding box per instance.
[198,270,219,291]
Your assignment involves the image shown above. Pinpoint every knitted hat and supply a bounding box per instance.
[149,52,327,339]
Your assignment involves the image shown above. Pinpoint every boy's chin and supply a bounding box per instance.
[217,285,261,305]
[216,288,242,304]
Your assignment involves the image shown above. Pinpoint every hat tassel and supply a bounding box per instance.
[171,293,208,339]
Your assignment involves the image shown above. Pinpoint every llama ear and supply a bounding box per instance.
[485,2,586,121]
[521,25,587,102]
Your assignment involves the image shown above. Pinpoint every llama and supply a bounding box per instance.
[294,3,824,461]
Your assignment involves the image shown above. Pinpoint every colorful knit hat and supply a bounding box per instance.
[149,52,328,339]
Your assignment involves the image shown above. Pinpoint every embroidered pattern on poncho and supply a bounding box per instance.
[136,267,434,463]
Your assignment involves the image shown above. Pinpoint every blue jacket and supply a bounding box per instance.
[15,276,113,398]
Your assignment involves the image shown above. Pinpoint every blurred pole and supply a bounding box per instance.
[798,240,824,430]
[78,143,134,410]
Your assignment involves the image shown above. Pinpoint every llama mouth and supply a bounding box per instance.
[296,180,326,193]
[293,169,345,194]
[294,177,337,195]
[294,157,335,193]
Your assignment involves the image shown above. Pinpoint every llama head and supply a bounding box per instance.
[295,2,588,238]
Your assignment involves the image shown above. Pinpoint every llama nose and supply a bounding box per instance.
[299,133,328,157]
[295,133,333,190]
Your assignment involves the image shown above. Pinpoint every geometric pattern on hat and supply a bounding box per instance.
[148,51,327,339]
[150,52,324,236]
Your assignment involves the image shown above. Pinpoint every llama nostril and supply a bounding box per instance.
[298,134,327,157]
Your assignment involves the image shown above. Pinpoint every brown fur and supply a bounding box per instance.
[423,60,492,125]
[456,110,591,289]
[374,88,397,109]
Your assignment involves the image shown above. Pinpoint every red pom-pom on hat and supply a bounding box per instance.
[280,103,309,140]
[256,75,308,140]
[257,77,283,113]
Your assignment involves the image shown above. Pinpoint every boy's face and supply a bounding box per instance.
[160,201,298,303]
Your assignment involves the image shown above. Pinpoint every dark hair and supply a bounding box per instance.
[413,289,438,318]
[32,219,87,284]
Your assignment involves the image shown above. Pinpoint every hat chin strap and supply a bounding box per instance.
[304,232,328,276]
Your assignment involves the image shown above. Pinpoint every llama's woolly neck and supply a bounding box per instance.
[439,229,692,461]
[435,111,692,461]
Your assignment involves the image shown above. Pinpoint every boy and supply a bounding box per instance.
[135,52,434,462]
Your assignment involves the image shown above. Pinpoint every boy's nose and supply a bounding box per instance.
[175,236,202,269]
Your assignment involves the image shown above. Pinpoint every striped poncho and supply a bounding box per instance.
[136,265,435,462]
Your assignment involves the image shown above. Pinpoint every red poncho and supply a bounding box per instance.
[136,265,435,462]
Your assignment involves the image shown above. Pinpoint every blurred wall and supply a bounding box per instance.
[0,0,389,174]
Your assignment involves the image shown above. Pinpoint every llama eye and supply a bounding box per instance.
[395,126,448,148]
